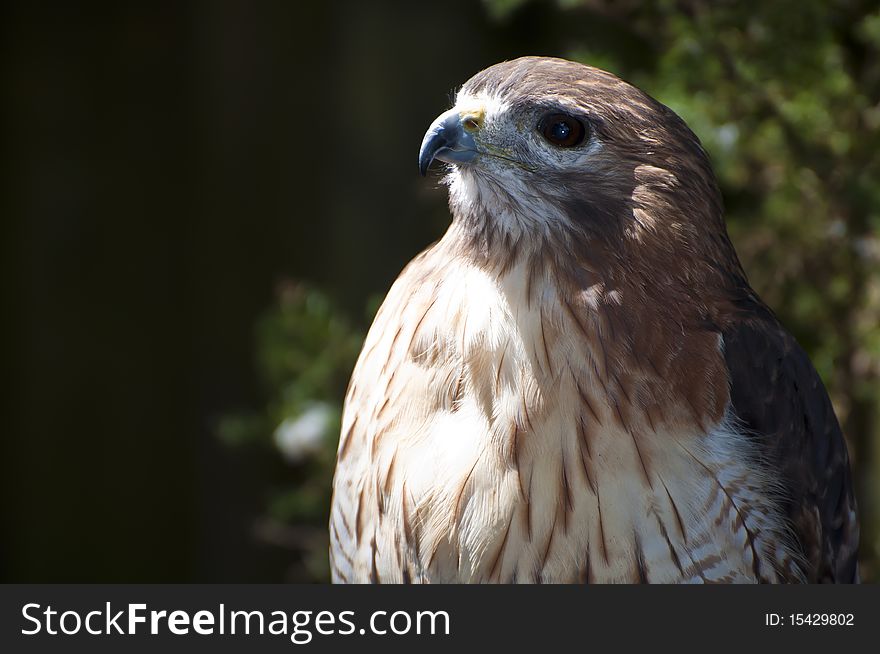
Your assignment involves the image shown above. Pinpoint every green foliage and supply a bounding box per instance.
[219,281,363,452]
[218,282,365,581]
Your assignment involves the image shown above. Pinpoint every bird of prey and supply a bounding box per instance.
[329,56,859,583]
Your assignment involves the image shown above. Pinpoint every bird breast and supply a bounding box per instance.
[331,244,795,583]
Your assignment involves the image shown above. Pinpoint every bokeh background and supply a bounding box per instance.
[2,0,879,582]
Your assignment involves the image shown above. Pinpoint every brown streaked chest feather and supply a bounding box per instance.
[330,243,799,584]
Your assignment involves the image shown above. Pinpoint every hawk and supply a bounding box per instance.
[329,57,859,583]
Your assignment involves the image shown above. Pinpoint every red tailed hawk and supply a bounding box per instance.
[329,57,859,583]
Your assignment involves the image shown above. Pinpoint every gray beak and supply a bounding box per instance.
[418,108,478,176]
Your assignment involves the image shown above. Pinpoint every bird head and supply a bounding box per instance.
[418,57,736,284]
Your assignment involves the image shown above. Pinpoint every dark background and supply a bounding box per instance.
[2,1,878,582]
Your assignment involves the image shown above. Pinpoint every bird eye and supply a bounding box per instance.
[539,113,586,147]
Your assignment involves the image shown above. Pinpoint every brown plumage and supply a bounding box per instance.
[329,57,859,583]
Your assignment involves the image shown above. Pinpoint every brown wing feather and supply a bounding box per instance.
[722,300,859,582]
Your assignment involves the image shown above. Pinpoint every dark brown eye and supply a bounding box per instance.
[539,113,585,147]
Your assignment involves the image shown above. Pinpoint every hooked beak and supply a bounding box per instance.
[418,108,479,176]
